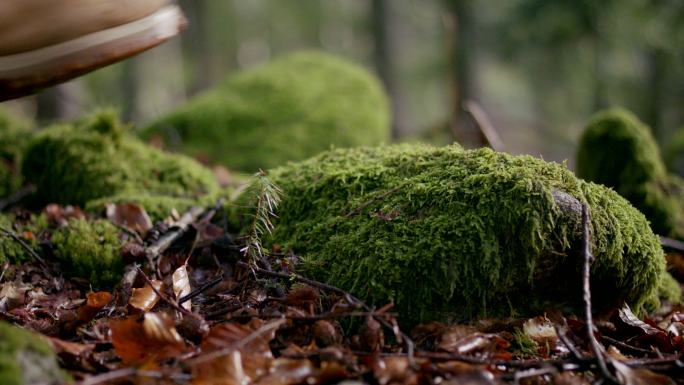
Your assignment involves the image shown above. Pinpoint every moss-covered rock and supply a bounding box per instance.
[238,144,674,325]
[22,111,220,213]
[51,218,123,288]
[143,51,390,172]
[0,321,67,385]
[576,108,684,238]
[0,110,32,199]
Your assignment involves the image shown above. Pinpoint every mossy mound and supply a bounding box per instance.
[51,218,123,288]
[0,213,47,264]
[238,144,673,325]
[0,321,67,385]
[22,111,220,218]
[576,108,684,238]
[0,110,32,199]
[142,51,390,172]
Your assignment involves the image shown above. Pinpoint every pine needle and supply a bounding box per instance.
[240,170,283,265]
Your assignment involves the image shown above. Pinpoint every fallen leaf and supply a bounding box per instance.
[618,305,662,335]
[173,264,192,311]
[193,350,248,385]
[257,358,315,385]
[110,313,186,364]
[77,291,112,323]
[358,316,384,352]
[129,280,163,312]
[611,357,676,385]
[106,202,153,235]
[44,204,85,226]
[312,320,341,347]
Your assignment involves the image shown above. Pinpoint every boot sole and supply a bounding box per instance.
[0,5,186,101]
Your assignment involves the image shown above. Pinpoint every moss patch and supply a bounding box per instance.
[0,214,44,264]
[22,110,219,212]
[51,218,123,288]
[238,144,673,325]
[142,51,390,172]
[576,108,684,238]
[0,110,32,199]
[0,321,66,385]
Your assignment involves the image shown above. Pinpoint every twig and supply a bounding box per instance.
[581,203,619,384]
[236,261,417,367]
[0,184,36,211]
[136,266,198,320]
[146,205,205,265]
[600,335,661,358]
[186,318,286,365]
[0,226,46,266]
[178,275,223,305]
[659,235,684,253]
[463,100,504,152]
[554,322,584,361]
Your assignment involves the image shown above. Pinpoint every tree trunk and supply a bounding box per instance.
[371,0,405,139]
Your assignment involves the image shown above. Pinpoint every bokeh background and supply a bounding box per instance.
[2,0,684,167]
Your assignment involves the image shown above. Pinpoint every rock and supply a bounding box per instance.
[22,110,220,221]
[143,51,390,172]
[238,144,677,325]
[576,108,684,238]
[0,321,67,385]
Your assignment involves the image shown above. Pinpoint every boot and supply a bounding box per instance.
[0,0,186,101]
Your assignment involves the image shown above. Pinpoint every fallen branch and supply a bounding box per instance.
[581,203,619,384]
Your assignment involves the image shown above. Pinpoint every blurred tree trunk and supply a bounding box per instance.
[646,48,666,140]
[443,1,475,145]
[36,82,84,123]
[371,0,405,139]
[180,0,212,94]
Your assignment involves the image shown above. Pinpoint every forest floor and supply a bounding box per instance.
[1,200,684,385]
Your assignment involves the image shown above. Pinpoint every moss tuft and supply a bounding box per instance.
[142,51,390,172]
[0,110,33,199]
[0,214,44,264]
[0,321,67,385]
[51,219,123,288]
[237,144,673,325]
[576,108,684,238]
[22,110,219,210]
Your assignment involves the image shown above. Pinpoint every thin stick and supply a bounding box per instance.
[0,226,46,265]
[146,205,205,262]
[659,235,684,253]
[178,275,223,305]
[0,184,36,211]
[581,203,619,384]
[554,322,584,361]
[186,318,286,365]
[463,100,504,152]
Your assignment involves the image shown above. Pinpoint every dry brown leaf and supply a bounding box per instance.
[110,313,187,364]
[129,280,163,312]
[192,350,248,385]
[77,291,112,323]
[358,315,384,352]
[44,204,85,226]
[106,202,153,235]
[256,358,315,385]
[48,337,95,357]
[172,264,192,311]
[192,319,282,384]
[312,320,341,347]
[371,356,416,385]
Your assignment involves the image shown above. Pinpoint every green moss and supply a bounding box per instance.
[22,110,219,209]
[237,144,673,325]
[576,108,684,238]
[51,218,123,288]
[0,110,32,199]
[0,214,44,264]
[0,321,67,385]
[142,51,390,172]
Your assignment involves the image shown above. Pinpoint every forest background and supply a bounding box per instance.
[2,0,683,167]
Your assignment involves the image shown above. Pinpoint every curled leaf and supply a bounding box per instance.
[173,264,192,311]
[106,202,153,235]
[129,280,163,312]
